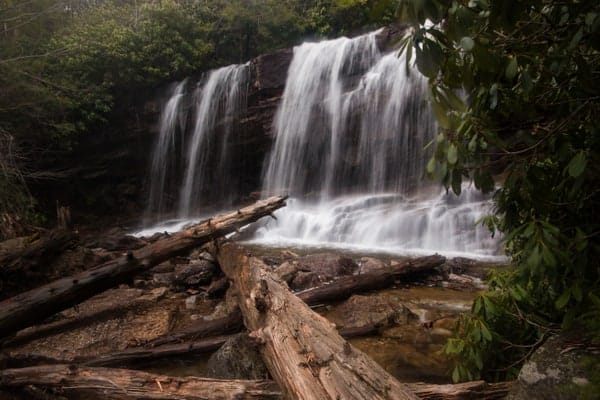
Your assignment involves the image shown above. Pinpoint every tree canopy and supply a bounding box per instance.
[398,0,600,384]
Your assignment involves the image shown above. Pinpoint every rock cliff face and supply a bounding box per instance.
[34,26,404,223]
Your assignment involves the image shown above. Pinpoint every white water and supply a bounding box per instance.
[178,64,249,217]
[255,31,500,258]
[145,80,187,220]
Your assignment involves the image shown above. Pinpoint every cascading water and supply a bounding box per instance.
[145,80,188,221]
[178,64,249,217]
[253,31,500,258]
[140,31,500,258]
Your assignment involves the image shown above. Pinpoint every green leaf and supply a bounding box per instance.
[447,143,458,165]
[468,135,478,152]
[452,366,460,383]
[480,323,492,341]
[568,27,584,51]
[416,38,443,78]
[426,157,436,174]
[567,152,587,177]
[505,57,518,80]
[432,99,451,129]
[460,36,475,51]
[555,289,571,309]
[572,284,583,302]
[442,89,467,112]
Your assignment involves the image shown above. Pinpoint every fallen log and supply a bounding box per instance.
[0,364,282,400]
[0,229,78,275]
[217,242,419,400]
[0,363,512,400]
[81,335,231,367]
[145,309,245,347]
[406,380,512,400]
[145,254,444,347]
[0,197,287,339]
[80,322,379,368]
[297,254,446,304]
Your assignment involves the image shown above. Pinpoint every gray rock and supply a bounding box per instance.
[174,260,217,286]
[329,294,417,329]
[507,333,598,400]
[205,333,269,380]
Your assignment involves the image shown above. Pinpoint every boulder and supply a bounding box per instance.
[507,333,599,400]
[326,294,417,329]
[205,333,269,380]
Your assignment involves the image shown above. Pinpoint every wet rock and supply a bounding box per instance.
[173,260,217,286]
[358,257,389,274]
[290,253,359,290]
[206,333,269,380]
[507,333,599,400]
[326,294,418,329]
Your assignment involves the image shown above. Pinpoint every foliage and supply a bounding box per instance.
[398,0,600,381]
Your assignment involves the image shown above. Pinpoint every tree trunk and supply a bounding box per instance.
[81,335,231,367]
[0,364,282,400]
[0,197,287,339]
[297,254,446,305]
[216,242,419,400]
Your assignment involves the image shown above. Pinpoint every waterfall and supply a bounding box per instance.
[140,31,500,258]
[145,80,188,221]
[254,32,500,257]
[178,64,249,217]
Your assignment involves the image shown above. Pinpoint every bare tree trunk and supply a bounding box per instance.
[0,197,286,338]
[216,242,419,400]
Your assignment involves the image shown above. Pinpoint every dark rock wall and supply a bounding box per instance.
[33,26,403,224]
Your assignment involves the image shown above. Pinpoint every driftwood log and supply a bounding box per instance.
[217,242,419,400]
[145,254,445,347]
[0,364,511,400]
[0,364,282,400]
[0,197,287,339]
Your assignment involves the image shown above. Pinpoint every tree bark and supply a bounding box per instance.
[405,380,512,400]
[216,242,419,400]
[0,197,287,339]
[0,364,282,400]
[81,335,231,367]
[0,364,511,400]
